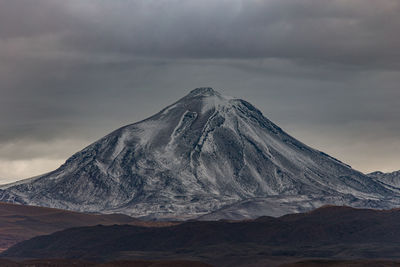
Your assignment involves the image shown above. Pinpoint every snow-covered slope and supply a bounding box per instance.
[368,170,400,189]
[1,88,399,220]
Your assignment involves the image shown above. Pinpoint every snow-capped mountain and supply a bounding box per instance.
[369,170,400,189]
[1,88,399,220]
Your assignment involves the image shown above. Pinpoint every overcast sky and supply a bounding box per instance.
[1,0,400,183]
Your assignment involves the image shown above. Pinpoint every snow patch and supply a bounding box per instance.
[201,94,233,114]
[111,130,130,160]
[137,120,167,146]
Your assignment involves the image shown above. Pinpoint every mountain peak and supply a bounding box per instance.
[187,87,221,98]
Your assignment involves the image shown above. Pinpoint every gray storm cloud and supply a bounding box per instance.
[0,0,399,182]
[2,0,400,65]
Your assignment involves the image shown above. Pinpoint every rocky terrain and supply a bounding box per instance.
[0,202,174,252]
[5,206,400,266]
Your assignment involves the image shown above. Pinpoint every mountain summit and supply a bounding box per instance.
[186,87,221,97]
[1,88,399,219]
